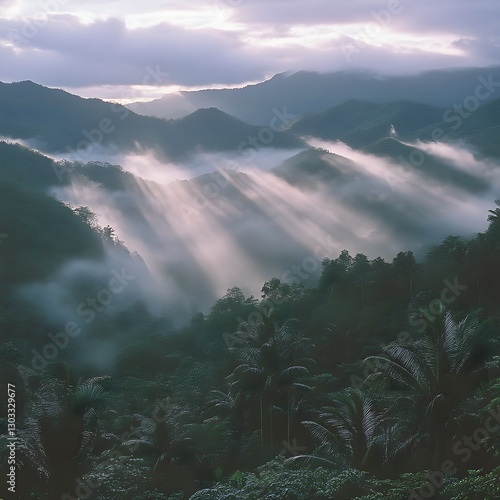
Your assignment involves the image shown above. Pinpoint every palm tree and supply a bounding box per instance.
[486,200,500,249]
[17,373,109,498]
[487,199,500,222]
[365,307,499,470]
[226,316,315,450]
[206,385,246,434]
[289,389,384,470]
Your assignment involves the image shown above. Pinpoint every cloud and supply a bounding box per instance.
[0,0,498,93]
[41,135,497,322]
[0,15,268,87]
[226,0,499,38]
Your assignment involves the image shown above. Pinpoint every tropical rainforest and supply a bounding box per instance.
[1,68,500,499]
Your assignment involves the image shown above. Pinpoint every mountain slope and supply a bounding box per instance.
[0,81,303,160]
[128,67,500,124]
[272,147,358,188]
[288,97,500,158]
[289,100,445,147]
[0,141,104,285]
[413,97,500,157]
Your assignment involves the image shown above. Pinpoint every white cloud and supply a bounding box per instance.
[0,0,498,95]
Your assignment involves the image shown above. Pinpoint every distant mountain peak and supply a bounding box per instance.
[127,66,500,125]
[176,107,243,125]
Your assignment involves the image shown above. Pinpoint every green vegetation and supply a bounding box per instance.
[2,150,500,496]
[0,82,303,160]
[1,81,500,497]
[289,98,500,159]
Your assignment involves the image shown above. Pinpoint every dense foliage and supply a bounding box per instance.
[1,141,500,499]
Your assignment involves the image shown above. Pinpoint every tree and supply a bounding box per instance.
[73,206,97,228]
[392,251,418,295]
[261,278,304,303]
[290,389,384,470]
[487,199,500,222]
[207,287,257,343]
[210,287,256,316]
[486,199,500,248]
[17,373,110,497]
[426,236,467,277]
[318,250,353,303]
[351,254,371,311]
[226,316,314,450]
[365,307,499,470]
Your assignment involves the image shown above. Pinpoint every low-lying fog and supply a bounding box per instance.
[14,136,499,330]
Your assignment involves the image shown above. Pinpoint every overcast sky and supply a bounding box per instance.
[0,0,499,101]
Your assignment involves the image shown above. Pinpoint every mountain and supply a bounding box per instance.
[274,142,489,197]
[127,66,500,124]
[287,97,500,159]
[271,147,358,188]
[0,141,104,285]
[412,97,500,158]
[0,135,494,324]
[363,138,489,194]
[0,81,303,160]
[288,100,445,148]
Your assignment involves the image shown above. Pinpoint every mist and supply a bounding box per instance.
[5,127,494,369]
[48,144,303,184]
[21,136,493,335]
[307,138,496,246]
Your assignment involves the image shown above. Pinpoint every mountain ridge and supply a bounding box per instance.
[0,81,303,159]
[127,66,500,124]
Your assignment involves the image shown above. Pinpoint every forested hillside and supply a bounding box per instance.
[1,57,500,499]
[1,135,500,497]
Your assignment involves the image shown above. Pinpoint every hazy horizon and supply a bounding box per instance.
[1,0,499,100]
